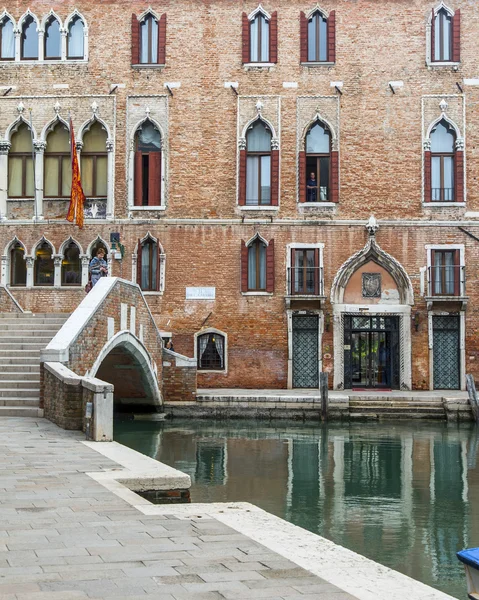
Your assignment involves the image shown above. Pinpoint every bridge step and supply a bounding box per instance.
[0,313,69,416]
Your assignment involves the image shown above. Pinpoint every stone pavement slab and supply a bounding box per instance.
[0,417,358,600]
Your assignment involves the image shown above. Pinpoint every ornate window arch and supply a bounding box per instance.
[246,233,268,291]
[194,328,228,373]
[44,120,71,198]
[8,120,34,198]
[33,237,55,286]
[80,120,108,199]
[65,10,87,60]
[19,10,40,60]
[59,237,82,286]
[300,5,335,64]
[3,237,27,286]
[245,119,272,206]
[134,233,165,293]
[304,119,331,202]
[139,9,159,64]
[0,11,15,60]
[132,118,163,207]
[427,3,460,65]
[43,11,62,60]
[249,5,270,63]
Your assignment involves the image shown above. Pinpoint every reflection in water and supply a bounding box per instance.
[114,419,479,599]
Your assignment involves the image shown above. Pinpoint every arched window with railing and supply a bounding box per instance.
[305,121,331,202]
[134,121,162,207]
[431,120,455,202]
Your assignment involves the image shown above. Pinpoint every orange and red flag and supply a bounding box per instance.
[66,117,85,229]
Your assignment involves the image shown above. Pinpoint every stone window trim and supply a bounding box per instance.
[427,310,466,391]
[424,243,465,298]
[131,9,166,67]
[131,232,166,295]
[425,2,460,67]
[128,115,167,211]
[0,8,88,64]
[285,242,324,298]
[241,233,274,294]
[423,111,464,205]
[194,327,228,374]
[0,108,114,221]
[300,5,336,65]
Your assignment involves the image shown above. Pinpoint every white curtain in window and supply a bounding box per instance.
[246,156,259,205]
[443,156,454,201]
[307,17,316,61]
[199,335,208,368]
[68,18,84,58]
[151,18,158,62]
[250,18,258,62]
[444,252,454,295]
[260,17,269,62]
[248,244,256,289]
[320,16,327,61]
[141,244,150,289]
[431,157,441,202]
[258,243,266,289]
[1,20,14,58]
[260,155,271,204]
[214,335,224,369]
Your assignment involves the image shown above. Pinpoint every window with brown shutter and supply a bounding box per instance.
[303,9,334,63]
[452,9,460,63]
[432,7,457,62]
[158,13,167,64]
[303,121,331,202]
[242,12,250,63]
[269,11,277,63]
[266,239,275,293]
[131,14,140,65]
[134,121,162,207]
[138,236,160,291]
[245,120,272,206]
[429,119,456,202]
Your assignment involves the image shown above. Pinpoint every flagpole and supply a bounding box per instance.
[29,109,37,222]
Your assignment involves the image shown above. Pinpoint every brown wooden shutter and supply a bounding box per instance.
[314,248,320,295]
[269,11,278,63]
[452,9,460,63]
[455,150,464,204]
[242,12,250,63]
[134,151,143,206]
[266,239,275,293]
[270,150,279,206]
[453,249,461,296]
[424,150,432,202]
[299,151,306,203]
[241,240,248,292]
[148,152,162,206]
[300,11,308,63]
[158,13,167,64]
[136,238,142,286]
[431,8,435,62]
[131,14,140,65]
[155,243,161,291]
[330,150,339,203]
[239,149,247,206]
[328,10,336,63]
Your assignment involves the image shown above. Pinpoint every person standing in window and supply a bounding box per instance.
[89,247,107,287]
[165,339,175,352]
[306,172,317,202]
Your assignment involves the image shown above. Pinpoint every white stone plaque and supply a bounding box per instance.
[186,287,216,300]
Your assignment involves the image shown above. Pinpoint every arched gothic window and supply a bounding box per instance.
[0,17,15,60]
[308,11,327,62]
[61,241,81,286]
[137,237,160,291]
[44,16,61,60]
[305,121,331,202]
[81,122,108,198]
[8,123,34,198]
[246,121,271,206]
[248,238,266,291]
[34,241,54,286]
[44,123,72,198]
[431,120,455,202]
[433,8,452,62]
[250,12,269,62]
[67,16,84,59]
[140,14,158,64]
[10,242,26,287]
[134,122,162,207]
[197,332,225,371]
[21,15,38,60]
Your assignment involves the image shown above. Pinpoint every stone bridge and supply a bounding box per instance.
[40,277,196,439]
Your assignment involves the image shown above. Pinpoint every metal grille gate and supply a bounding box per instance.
[292,315,319,388]
[433,315,460,390]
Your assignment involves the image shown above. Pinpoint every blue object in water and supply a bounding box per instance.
[457,548,479,599]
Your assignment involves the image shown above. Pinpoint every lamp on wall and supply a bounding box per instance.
[413,312,420,332]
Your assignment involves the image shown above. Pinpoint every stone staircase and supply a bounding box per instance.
[348,394,446,419]
[0,313,69,417]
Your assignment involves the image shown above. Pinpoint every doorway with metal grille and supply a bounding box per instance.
[432,315,460,390]
[292,315,319,388]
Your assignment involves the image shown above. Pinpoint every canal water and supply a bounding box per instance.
[114,418,479,599]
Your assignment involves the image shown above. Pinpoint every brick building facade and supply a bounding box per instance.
[1,0,479,391]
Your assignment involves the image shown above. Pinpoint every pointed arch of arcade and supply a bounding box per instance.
[88,330,162,407]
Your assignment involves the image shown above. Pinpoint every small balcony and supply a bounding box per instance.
[286,266,325,307]
[431,187,454,203]
[425,265,468,309]
[306,185,329,203]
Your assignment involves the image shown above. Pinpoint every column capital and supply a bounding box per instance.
[0,140,11,155]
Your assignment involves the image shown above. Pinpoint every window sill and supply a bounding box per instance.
[299,202,337,208]
[422,202,465,207]
[241,291,273,296]
[7,198,34,202]
[300,61,335,67]
[4,59,88,65]
[197,369,227,375]
[427,61,460,68]
[143,291,164,296]
[130,205,166,211]
[239,205,279,211]
[243,62,275,70]
[132,63,165,69]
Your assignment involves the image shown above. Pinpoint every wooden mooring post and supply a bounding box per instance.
[466,374,479,423]
[320,372,329,421]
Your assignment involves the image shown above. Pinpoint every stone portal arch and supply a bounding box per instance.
[88,331,162,412]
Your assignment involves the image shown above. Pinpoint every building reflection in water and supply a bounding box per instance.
[114,420,479,599]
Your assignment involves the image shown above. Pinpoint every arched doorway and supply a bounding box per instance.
[331,222,414,390]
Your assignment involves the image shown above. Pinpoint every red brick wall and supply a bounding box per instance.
[162,350,197,403]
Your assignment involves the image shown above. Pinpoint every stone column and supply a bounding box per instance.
[1,254,8,285]
[38,30,45,62]
[14,29,20,62]
[80,255,89,287]
[60,28,67,60]
[25,256,34,288]
[0,141,11,220]
[53,255,62,288]
[33,140,46,221]
[106,138,114,219]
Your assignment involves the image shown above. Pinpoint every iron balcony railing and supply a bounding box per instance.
[431,188,454,202]
[287,266,324,296]
[306,185,329,202]
[427,265,465,297]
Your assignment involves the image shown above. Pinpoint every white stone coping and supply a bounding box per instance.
[163,347,196,367]
[41,277,161,363]
[0,283,24,313]
[84,440,191,492]
[44,361,113,393]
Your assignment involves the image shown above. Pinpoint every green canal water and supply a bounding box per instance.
[114,418,479,599]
